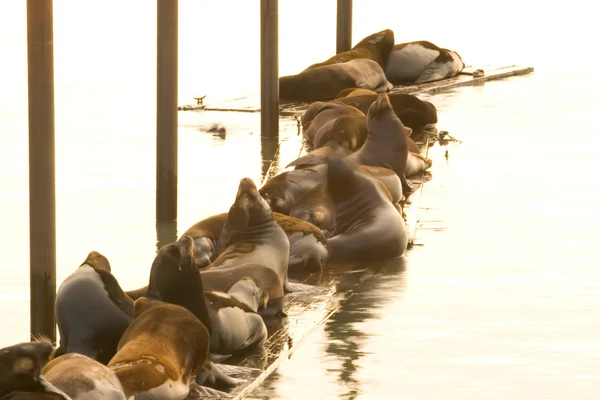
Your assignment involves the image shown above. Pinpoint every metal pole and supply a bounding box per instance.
[260,0,279,139]
[336,0,353,54]
[156,0,178,222]
[27,0,56,343]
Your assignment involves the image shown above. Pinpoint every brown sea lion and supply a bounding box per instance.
[385,40,465,84]
[345,92,413,195]
[313,115,367,150]
[146,235,213,336]
[108,298,210,400]
[306,29,395,70]
[325,154,408,262]
[206,178,290,295]
[42,353,125,399]
[289,183,335,237]
[279,58,393,102]
[335,88,378,99]
[260,163,403,215]
[204,277,268,355]
[301,101,326,134]
[55,251,133,365]
[0,340,70,399]
[286,145,353,170]
[336,92,438,131]
[304,101,364,144]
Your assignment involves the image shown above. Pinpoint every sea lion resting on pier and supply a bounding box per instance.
[181,212,328,273]
[303,102,368,151]
[204,277,268,356]
[385,40,465,84]
[42,353,126,400]
[324,153,409,262]
[280,58,393,102]
[306,29,396,71]
[108,298,210,400]
[205,177,291,294]
[0,340,69,399]
[54,251,133,365]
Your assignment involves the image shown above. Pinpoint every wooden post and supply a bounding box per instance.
[336,0,352,54]
[260,136,279,182]
[26,0,56,343]
[260,0,279,138]
[156,0,178,223]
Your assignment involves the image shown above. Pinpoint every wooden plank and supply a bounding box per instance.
[177,64,534,114]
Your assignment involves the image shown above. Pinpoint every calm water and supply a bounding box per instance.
[1,1,599,399]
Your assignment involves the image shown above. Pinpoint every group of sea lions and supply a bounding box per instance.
[0,31,453,398]
[280,29,465,101]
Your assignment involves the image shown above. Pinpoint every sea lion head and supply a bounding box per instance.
[80,250,111,273]
[0,339,55,394]
[366,93,410,149]
[147,236,212,334]
[228,178,272,230]
[353,29,395,65]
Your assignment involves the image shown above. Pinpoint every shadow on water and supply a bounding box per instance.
[324,257,407,399]
[156,219,178,251]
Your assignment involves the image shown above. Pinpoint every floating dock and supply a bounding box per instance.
[181,64,534,399]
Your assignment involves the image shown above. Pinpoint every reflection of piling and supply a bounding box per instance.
[156,220,178,252]
[260,0,279,139]
[156,0,178,223]
[336,0,353,54]
[27,0,56,343]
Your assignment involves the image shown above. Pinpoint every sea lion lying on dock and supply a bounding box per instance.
[325,154,408,262]
[385,40,465,84]
[306,29,395,71]
[108,298,210,400]
[280,58,393,102]
[42,353,125,399]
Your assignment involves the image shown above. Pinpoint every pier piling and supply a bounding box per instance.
[260,0,279,139]
[27,0,57,343]
[156,0,179,223]
[336,0,353,54]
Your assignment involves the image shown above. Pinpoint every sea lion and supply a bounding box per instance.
[208,178,291,293]
[345,92,414,195]
[306,29,395,70]
[204,277,268,355]
[336,92,438,131]
[405,151,433,179]
[0,340,70,399]
[288,165,402,236]
[42,353,125,399]
[286,145,353,170]
[201,263,284,318]
[335,88,378,99]
[301,101,326,134]
[107,298,210,400]
[385,40,465,84]
[313,115,367,150]
[304,101,364,144]
[325,154,408,262]
[279,58,393,102]
[289,183,335,237]
[179,213,226,268]
[55,251,133,365]
[260,163,403,214]
[146,235,213,336]
[272,212,329,272]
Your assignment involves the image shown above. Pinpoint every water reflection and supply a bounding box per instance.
[324,257,407,399]
[155,219,178,251]
[260,136,280,182]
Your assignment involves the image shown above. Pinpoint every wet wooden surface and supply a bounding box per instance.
[181,66,533,398]
[178,65,534,115]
